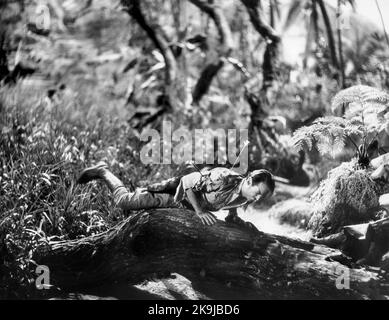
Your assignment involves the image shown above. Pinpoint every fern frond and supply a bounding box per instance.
[315,133,332,157]
[344,102,387,119]
[331,85,389,115]
[332,133,346,156]
[292,117,358,158]
[343,120,364,136]
[292,126,314,151]
[294,86,389,161]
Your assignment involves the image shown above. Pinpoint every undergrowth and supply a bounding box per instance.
[0,84,178,299]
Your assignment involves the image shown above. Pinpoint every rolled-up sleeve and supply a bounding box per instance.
[173,172,202,202]
[181,172,202,190]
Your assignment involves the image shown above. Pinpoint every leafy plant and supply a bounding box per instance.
[293,85,389,168]
[331,85,389,115]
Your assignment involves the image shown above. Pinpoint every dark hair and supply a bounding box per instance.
[250,170,275,193]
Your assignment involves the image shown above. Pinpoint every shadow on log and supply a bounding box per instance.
[35,209,388,300]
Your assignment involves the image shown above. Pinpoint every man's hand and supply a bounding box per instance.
[196,210,217,226]
[185,188,217,225]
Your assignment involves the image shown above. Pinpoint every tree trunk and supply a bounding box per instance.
[192,60,224,105]
[316,0,339,70]
[121,0,178,109]
[245,89,266,164]
[35,209,388,299]
[0,32,10,82]
[240,0,281,162]
[336,0,346,88]
[241,0,280,90]
[189,0,233,104]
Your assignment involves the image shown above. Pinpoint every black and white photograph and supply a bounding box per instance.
[1,0,389,305]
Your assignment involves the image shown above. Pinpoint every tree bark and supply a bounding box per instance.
[240,0,281,90]
[241,0,280,42]
[121,0,178,109]
[240,0,281,163]
[316,0,339,70]
[189,0,233,105]
[35,209,388,299]
[189,0,233,52]
[0,32,10,82]
[336,0,346,88]
[192,60,224,105]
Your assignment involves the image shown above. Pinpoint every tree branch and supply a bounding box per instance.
[316,0,339,69]
[189,0,233,104]
[240,0,280,42]
[189,0,233,53]
[121,0,178,107]
[240,0,281,89]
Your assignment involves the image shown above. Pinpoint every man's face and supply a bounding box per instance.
[241,179,272,202]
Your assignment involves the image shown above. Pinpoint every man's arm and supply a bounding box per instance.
[185,188,217,226]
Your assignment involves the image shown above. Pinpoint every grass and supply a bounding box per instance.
[0,83,179,299]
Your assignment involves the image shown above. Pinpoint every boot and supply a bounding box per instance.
[77,161,109,184]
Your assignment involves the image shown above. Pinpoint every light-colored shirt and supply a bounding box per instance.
[174,167,249,211]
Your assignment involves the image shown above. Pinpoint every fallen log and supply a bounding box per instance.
[35,209,389,299]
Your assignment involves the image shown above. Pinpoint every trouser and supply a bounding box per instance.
[101,168,182,211]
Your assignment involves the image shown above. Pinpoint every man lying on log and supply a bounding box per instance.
[77,162,275,227]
